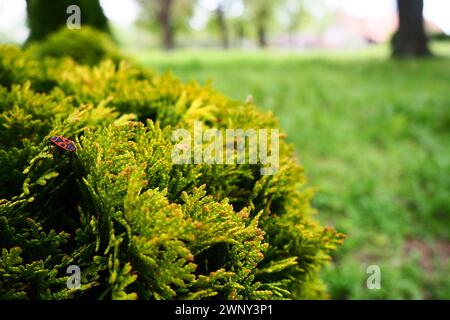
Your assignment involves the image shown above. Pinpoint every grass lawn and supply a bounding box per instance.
[133,43,450,299]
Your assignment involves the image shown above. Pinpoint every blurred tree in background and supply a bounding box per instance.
[392,0,431,57]
[244,0,278,48]
[25,0,109,43]
[138,0,194,50]
[215,1,231,49]
[23,0,312,50]
[19,0,444,54]
[278,0,305,45]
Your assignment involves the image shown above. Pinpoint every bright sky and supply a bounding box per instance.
[0,0,449,43]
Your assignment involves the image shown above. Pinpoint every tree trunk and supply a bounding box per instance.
[26,0,109,43]
[159,0,174,50]
[236,21,245,48]
[257,23,267,48]
[392,0,431,57]
[216,5,229,49]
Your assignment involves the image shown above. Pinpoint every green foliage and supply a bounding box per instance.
[0,45,58,92]
[26,0,109,43]
[28,27,121,66]
[139,47,450,299]
[0,45,344,300]
[0,83,74,198]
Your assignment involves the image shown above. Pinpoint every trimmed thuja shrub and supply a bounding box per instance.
[27,27,122,66]
[0,45,345,300]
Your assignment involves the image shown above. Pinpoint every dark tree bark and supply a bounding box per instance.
[257,23,267,48]
[158,0,174,50]
[255,5,269,48]
[26,0,109,43]
[235,21,245,48]
[216,4,229,49]
[392,0,431,57]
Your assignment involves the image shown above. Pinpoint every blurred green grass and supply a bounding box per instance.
[134,43,450,299]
